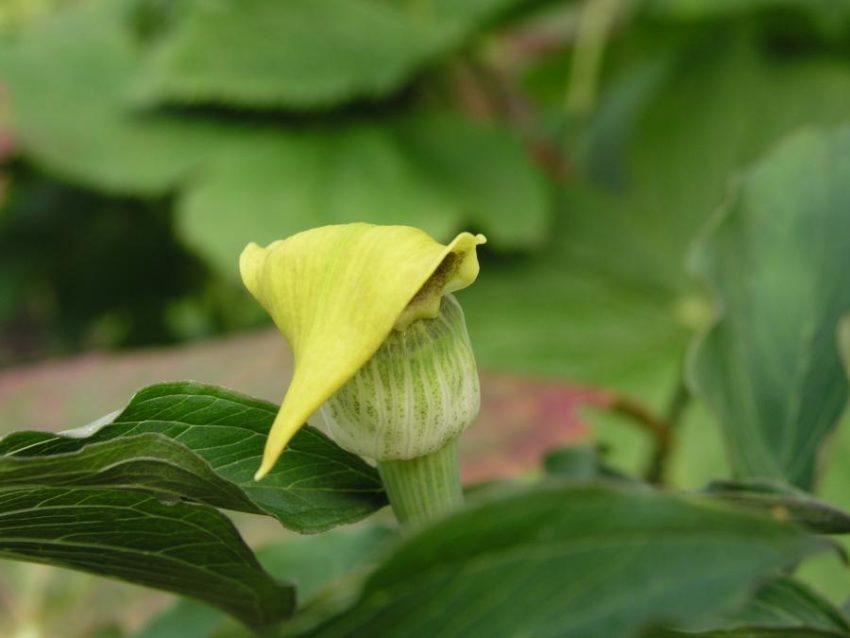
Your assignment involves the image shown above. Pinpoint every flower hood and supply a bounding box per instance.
[240,223,486,479]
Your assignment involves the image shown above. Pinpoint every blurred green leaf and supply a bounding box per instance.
[1,0,551,269]
[657,562,850,637]
[178,112,549,272]
[703,480,850,535]
[542,444,601,480]
[257,524,396,603]
[716,577,850,634]
[303,483,821,638]
[137,0,450,109]
[0,0,235,194]
[463,32,850,482]
[393,112,550,248]
[0,487,294,630]
[651,627,848,637]
[689,128,850,489]
[135,525,397,638]
[263,523,400,637]
[654,578,850,638]
[543,444,632,481]
[0,382,386,533]
[799,322,850,601]
[646,0,850,25]
[468,33,850,386]
[134,599,224,638]
[137,0,535,110]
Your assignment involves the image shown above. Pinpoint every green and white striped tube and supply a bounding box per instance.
[314,294,479,462]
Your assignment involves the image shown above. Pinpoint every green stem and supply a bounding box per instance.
[565,0,622,120]
[377,438,463,529]
[646,377,691,485]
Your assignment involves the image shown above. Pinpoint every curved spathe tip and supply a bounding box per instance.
[241,224,485,480]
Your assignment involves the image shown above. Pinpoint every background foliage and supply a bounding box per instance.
[2,0,850,636]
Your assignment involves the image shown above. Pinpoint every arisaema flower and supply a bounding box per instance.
[240,223,486,480]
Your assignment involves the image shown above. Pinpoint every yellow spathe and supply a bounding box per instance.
[240,223,486,479]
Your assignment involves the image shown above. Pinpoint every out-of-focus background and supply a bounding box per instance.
[2,0,850,636]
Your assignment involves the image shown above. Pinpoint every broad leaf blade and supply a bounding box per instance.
[0,433,261,513]
[0,382,386,533]
[689,127,850,489]
[304,484,821,638]
[0,487,294,630]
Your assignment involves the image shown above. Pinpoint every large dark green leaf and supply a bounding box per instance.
[0,487,294,630]
[303,483,821,638]
[0,432,261,513]
[0,382,386,533]
[688,128,850,489]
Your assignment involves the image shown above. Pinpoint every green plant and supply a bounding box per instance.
[3,0,850,636]
[3,127,850,635]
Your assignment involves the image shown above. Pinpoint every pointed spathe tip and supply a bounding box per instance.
[253,464,271,481]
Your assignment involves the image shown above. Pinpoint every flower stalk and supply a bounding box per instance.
[378,438,463,528]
